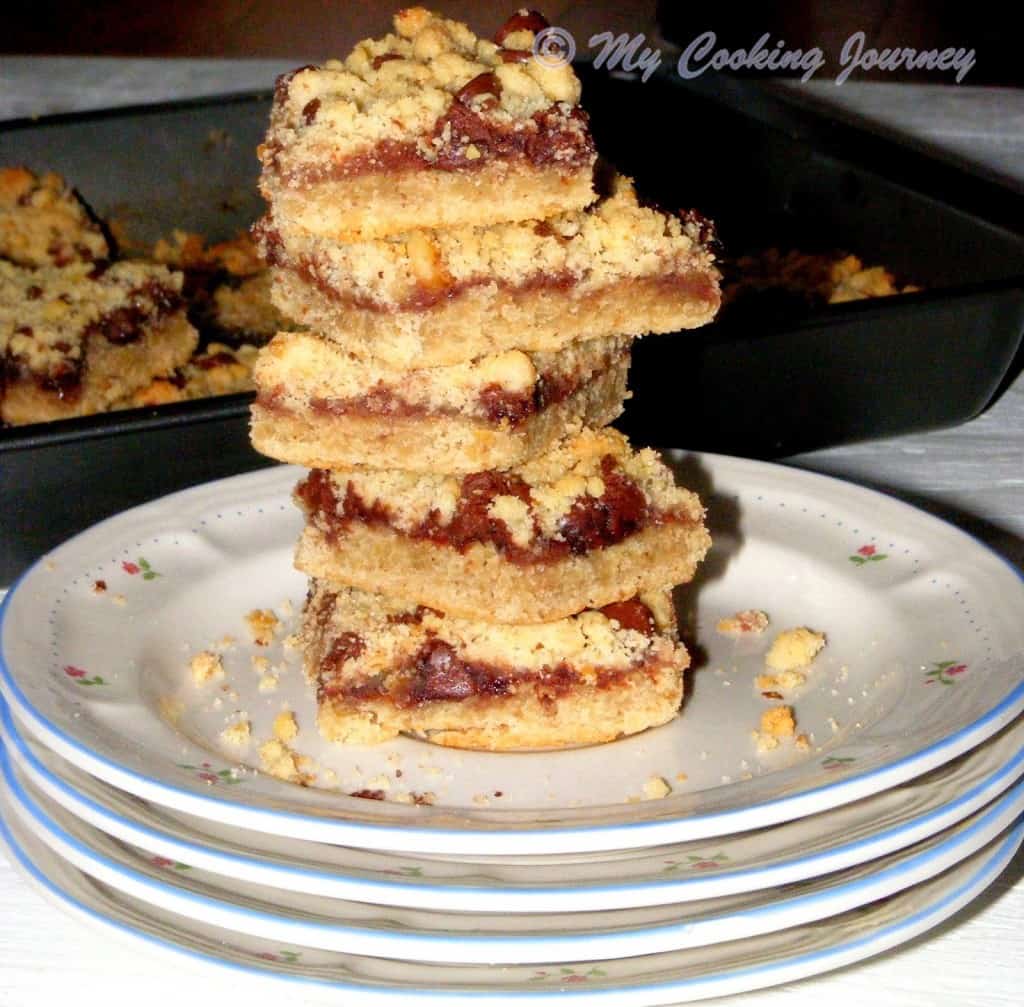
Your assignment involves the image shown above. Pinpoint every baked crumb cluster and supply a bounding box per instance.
[718,613,826,755]
[248,7,719,752]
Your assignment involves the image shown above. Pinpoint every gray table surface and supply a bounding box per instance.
[0,59,1022,1007]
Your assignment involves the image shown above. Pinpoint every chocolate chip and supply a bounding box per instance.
[599,599,657,636]
[454,72,502,110]
[274,64,317,105]
[494,9,549,45]
[301,97,321,124]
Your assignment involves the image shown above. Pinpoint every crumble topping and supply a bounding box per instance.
[258,738,307,783]
[263,7,587,175]
[755,669,807,693]
[642,775,672,800]
[272,710,299,743]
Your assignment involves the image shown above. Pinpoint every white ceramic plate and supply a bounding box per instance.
[3,733,1023,965]
[0,780,1020,1004]
[5,695,1024,913]
[2,458,1023,854]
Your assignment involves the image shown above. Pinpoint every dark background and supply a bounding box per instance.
[2,0,1018,86]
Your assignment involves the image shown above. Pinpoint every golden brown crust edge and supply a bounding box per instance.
[316,657,686,751]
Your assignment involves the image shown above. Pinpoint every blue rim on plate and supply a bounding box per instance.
[0,782,1020,1002]
[1,456,1023,854]
[3,692,1024,913]
[2,728,1023,965]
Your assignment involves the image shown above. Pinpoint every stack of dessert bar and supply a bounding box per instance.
[250,8,720,750]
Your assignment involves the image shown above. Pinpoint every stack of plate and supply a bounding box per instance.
[1,454,1023,1004]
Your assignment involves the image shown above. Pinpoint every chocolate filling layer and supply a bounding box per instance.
[321,653,661,708]
[316,598,660,708]
[296,455,686,565]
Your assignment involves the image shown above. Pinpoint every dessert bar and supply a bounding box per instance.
[122,342,259,408]
[256,175,720,367]
[251,330,631,472]
[294,428,710,623]
[259,7,596,241]
[0,167,110,268]
[303,579,688,750]
[0,259,197,425]
[151,230,285,347]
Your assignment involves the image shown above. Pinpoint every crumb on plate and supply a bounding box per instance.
[755,669,808,692]
[220,719,251,747]
[642,775,672,800]
[716,609,769,635]
[272,710,298,743]
[765,627,826,672]
[245,608,279,646]
[753,704,797,753]
[189,650,224,684]
[158,696,184,725]
[259,738,305,783]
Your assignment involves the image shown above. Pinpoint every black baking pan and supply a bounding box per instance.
[2,76,1023,582]
[0,93,274,583]
[572,66,1024,455]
